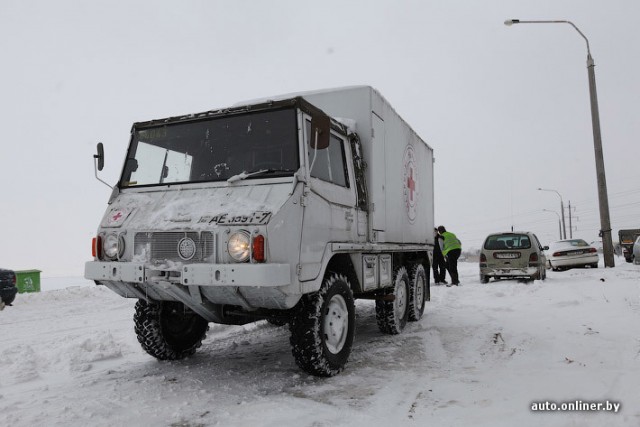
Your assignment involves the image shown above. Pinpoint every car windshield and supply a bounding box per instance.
[120,108,299,187]
[556,239,589,248]
[484,234,531,250]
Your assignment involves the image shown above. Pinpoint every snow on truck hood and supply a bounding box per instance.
[99,183,292,231]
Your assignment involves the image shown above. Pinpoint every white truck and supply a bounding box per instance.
[85,86,435,376]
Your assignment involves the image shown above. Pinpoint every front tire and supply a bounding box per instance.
[376,267,410,334]
[408,264,427,322]
[289,273,355,377]
[134,300,208,360]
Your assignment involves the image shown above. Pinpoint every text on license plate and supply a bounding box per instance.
[495,252,521,259]
[567,250,585,256]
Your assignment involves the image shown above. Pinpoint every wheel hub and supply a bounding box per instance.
[396,281,407,317]
[324,294,349,354]
[415,275,425,305]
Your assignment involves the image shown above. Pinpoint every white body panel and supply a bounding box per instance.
[301,86,434,245]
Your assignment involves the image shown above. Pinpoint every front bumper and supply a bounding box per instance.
[480,266,538,278]
[85,261,291,287]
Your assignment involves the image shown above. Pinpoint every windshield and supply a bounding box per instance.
[120,108,299,187]
[484,234,532,250]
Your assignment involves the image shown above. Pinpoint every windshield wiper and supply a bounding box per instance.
[227,168,295,183]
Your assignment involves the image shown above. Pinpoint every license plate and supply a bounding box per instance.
[495,252,520,259]
[567,250,585,256]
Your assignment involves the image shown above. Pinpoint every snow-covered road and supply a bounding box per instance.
[1,261,639,427]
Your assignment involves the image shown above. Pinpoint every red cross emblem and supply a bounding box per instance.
[112,212,123,222]
[407,168,415,202]
[403,145,417,223]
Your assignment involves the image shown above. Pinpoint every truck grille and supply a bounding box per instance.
[134,232,214,263]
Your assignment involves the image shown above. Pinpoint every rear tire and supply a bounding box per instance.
[534,266,546,281]
[289,272,355,377]
[376,267,410,334]
[408,264,427,322]
[480,274,490,284]
[134,300,208,360]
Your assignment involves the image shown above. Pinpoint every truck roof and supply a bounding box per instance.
[131,95,348,135]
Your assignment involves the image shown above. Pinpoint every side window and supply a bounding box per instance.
[533,234,543,250]
[306,120,349,187]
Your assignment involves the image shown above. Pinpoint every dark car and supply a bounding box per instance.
[0,268,17,309]
[619,228,640,263]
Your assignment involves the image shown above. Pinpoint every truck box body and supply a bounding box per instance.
[301,87,434,246]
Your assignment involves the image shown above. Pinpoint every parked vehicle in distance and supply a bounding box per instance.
[546,239,599,271]
[479,232,548,283]
[618,228,640,263]
[0,268,17,309]
[633,236,640,265]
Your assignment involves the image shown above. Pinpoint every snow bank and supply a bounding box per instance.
[0,260,638,426]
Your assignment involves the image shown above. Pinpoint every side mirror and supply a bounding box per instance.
[92,142,113,189]
[310,114,330,150]
[94,142,105,171]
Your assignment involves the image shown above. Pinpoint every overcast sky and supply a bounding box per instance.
[1,0,638,276]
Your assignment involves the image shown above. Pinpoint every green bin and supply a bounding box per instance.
[15,270,42,293]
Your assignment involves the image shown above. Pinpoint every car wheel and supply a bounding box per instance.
[289,272,355,377]
[480,274,490,284]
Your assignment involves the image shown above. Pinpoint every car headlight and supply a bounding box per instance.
[103,233,124,259]
[228,231,250,262]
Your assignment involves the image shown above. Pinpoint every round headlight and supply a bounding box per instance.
[177,237,197,260]
[227,231,250,262]
[103,234,120,259]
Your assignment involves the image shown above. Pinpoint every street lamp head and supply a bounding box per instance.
[504,19,520,26]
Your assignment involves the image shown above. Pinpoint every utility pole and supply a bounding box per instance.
[568,201,573,239]
[505,19,615,267]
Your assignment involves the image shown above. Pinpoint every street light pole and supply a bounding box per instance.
[538,188,566,239]
[543,209,562,240]
[507,19,615,267]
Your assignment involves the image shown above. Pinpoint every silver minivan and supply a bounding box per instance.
[479,232,548,283]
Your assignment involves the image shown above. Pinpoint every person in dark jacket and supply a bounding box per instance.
[432,228,448,285]
[437,225,462,286]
